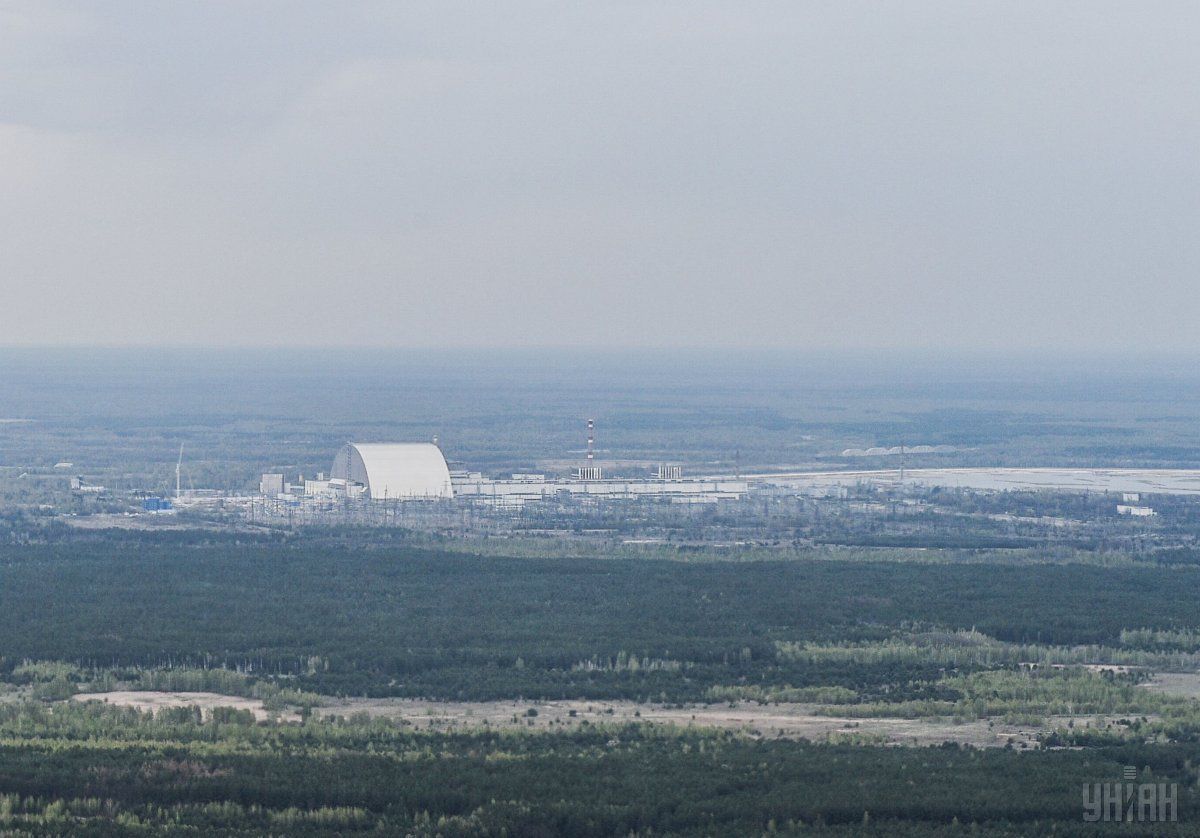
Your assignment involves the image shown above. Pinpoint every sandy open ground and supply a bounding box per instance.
[319,697,1060,747]
[1143,672,1200,699]
[73,691,283,721]
[65,516,259,532]
[70,691,1137,748]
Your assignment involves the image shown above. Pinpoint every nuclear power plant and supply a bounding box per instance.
[258,421,749,509]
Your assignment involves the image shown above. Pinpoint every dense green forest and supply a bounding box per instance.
[4,530,1200,833]
[5,536,1200,700]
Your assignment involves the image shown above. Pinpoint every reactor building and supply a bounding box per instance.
[328,442,454,499]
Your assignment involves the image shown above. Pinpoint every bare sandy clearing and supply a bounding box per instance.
[1143,672,1200,699]
[330,699,1139,748]
[65,515,259,532]
[73,691,287,721]
[67,691,1132,748]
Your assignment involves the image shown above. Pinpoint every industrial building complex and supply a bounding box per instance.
[245,414,1200,521]
[259,430,749,510]
[53,419,1200,529]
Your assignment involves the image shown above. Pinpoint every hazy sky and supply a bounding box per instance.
[1,2,1197,349]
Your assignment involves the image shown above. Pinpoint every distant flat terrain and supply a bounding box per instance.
[759,467,1200,495]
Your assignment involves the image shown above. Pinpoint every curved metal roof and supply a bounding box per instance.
[331,443,453,499]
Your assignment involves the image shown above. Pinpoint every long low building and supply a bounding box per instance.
[330,443,454,499]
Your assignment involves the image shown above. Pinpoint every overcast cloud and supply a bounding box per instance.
[1,2,1196,349]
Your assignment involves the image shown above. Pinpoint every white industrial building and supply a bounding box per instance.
[330,443,454,500]
[1117,504,1155,517]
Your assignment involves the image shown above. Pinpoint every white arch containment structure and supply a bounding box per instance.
[331,443,454,500]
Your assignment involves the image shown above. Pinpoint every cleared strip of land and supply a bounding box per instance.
[71,691,1138,748]
[73,691,277,720]
[1143,672,1200,698]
